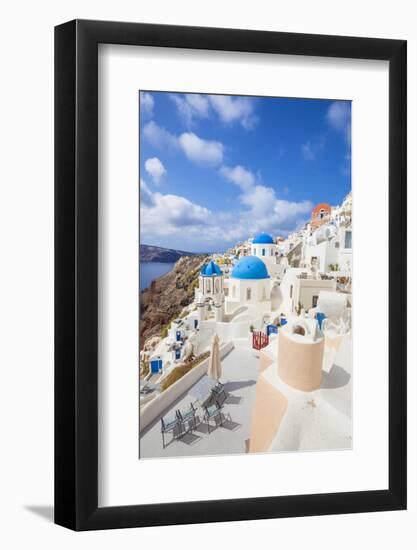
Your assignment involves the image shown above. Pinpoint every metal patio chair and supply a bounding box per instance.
[160,412,182,448]
[176,402,198,432]
[210,383,228,406]
[203,401,225,433]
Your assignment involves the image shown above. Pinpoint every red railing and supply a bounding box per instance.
[252,331,269,350]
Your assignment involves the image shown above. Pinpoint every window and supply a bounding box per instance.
[293,325,306,336]
[206,280,211,293]
[311,256,320,270]
[253,248,256,255]
[344,230,352,249]
[335,241,340,248]
[246,288,251,300]
[312,295,318,308]
[290,285,293,298]
[232,285,236,298]
[262,248,265,256]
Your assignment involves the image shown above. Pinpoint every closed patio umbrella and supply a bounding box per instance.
[207,333,222,380]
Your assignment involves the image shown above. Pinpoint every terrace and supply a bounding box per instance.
[139,339,259,459]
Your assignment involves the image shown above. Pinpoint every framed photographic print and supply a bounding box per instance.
[55,20,407,530]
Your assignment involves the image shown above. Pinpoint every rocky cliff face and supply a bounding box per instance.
[140,244,197,263]
[140,255,206,349]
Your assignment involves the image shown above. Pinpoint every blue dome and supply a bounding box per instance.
[252,232,274,244]
[201,260,222,277]
[231,256,270,280]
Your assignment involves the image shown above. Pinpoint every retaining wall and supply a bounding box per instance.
[140,340,234,431]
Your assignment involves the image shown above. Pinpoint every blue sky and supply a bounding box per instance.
[140,91,351,253]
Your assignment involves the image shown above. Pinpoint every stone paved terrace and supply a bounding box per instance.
[139,338,259,459]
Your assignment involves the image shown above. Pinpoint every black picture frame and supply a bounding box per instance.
[55,19,407,531]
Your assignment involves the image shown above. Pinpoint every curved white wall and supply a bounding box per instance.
[252,243,276,258]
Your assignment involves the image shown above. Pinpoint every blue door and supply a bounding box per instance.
[175,348,181,360]
[316,312,326,330]
[176,331,181,342]
[150,359,162,374]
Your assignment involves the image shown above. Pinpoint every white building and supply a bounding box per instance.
[225,255,272,308]
[250,232,276,259]
[303,223,352,275]
[196,260,225,322]
[249,232,283,277]
[279,268,336,314]
[337,225,352,273]
[193,255,284,342]
[332,192,352,226]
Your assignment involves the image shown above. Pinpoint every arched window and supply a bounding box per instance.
[253,248,256,255]
[246,288,251,301]
[262,248,265,256]
[206,279,211,293]
[293,325,306,336]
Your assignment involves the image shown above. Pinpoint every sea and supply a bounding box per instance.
[140,262,175,292]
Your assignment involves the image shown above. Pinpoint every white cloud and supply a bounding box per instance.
[169,93,258,129]
[219,165,256,190]
[301,141,316,161]
[301,136,326,161]
[170,93,210,126]
[274,199,313,224]
[241,184,275,214]
[178,132,224,166]
[143,122,224,168]
[140,92,154,118]
[141,186,211,238]
[208,95,257,129]
[140,140,314,249]
[301,102,351,164]
[141,173,313,250]
[143,121,178,150]
[140,178,155,206]
[219,163,313,238]
[327,101,351,142]
[222,193,312,246]
[144,157,166,185]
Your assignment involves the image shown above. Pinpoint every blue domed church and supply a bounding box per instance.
[197,260,225,322]
[251,232,276,258]
[195,234,283,336]
[226,255,272,306]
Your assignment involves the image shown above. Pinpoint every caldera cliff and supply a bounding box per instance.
[140,255,206,348]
